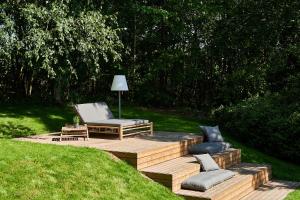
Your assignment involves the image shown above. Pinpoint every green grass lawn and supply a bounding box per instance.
[0,104,74,135]
[0,104,299,199]
[0,139,180,200]
[285,189,300,200]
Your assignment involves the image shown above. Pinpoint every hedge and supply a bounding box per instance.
[214,95,300,164]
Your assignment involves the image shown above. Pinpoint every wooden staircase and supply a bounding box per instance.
[96,132,296,200]
[99,133,282,199]
[141,149,242,192]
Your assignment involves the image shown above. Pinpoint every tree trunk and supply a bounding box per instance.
[54,77,63,104]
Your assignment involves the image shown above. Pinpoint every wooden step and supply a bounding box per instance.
[141,156,200,191]
[176,163,271,200]
[99,133,203,169]
[141,149,241,192]
[212,148,241,169]
[240,180,300,200]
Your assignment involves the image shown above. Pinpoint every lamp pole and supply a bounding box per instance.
[118,91,121,119]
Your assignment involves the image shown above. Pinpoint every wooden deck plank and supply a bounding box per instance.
[242,181,294,200]
[99,134,201,156]
[137,150,189,170]
[142,156,199,176]
[241,180,300,200]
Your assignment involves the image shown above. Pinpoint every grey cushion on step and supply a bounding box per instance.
[200,125,224,142]
[181,169,236,191]
[188,142,231,154]
[194,154,220,171]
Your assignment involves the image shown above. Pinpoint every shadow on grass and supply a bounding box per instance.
[0,104,206,135]
[0,104,74,134]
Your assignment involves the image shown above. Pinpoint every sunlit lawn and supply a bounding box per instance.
[285,188,300,200]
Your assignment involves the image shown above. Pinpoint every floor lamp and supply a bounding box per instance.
[111,75,128,119]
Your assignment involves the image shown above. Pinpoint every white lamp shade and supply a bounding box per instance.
[111,75,129,91]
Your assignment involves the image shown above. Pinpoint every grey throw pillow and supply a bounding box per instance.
[188,142,231,155]
[194,154,220,171]
[200,125,224,142]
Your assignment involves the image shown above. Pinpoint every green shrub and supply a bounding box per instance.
[0,122,35,138]
[214,94,300,164]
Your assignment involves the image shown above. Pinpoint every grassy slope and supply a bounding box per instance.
[285,189,300,200]
[0,104,299,199]
[0,139,180,200]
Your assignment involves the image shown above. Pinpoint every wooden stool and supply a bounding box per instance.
[61,124,89,141]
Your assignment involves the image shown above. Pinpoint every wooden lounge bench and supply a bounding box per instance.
[75,102,153,139]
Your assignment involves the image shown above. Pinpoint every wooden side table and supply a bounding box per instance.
[61,124,89,141]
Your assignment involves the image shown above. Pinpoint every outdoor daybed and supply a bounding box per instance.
[75,102,153,140]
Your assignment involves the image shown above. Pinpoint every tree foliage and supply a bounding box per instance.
[100,0,299,109]
[0,0,123,103]
[0,0,299,109]
[215,74,300,163]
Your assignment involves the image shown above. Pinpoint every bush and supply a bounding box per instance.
[0,122,35,138]
[214,94,300,164]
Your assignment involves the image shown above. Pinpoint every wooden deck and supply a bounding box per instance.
[16,131,203,169]
[241,180,300,200]
[176,163,272,200]
[100,135,202,169]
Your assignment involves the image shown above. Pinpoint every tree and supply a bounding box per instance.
[0,0,123,103]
